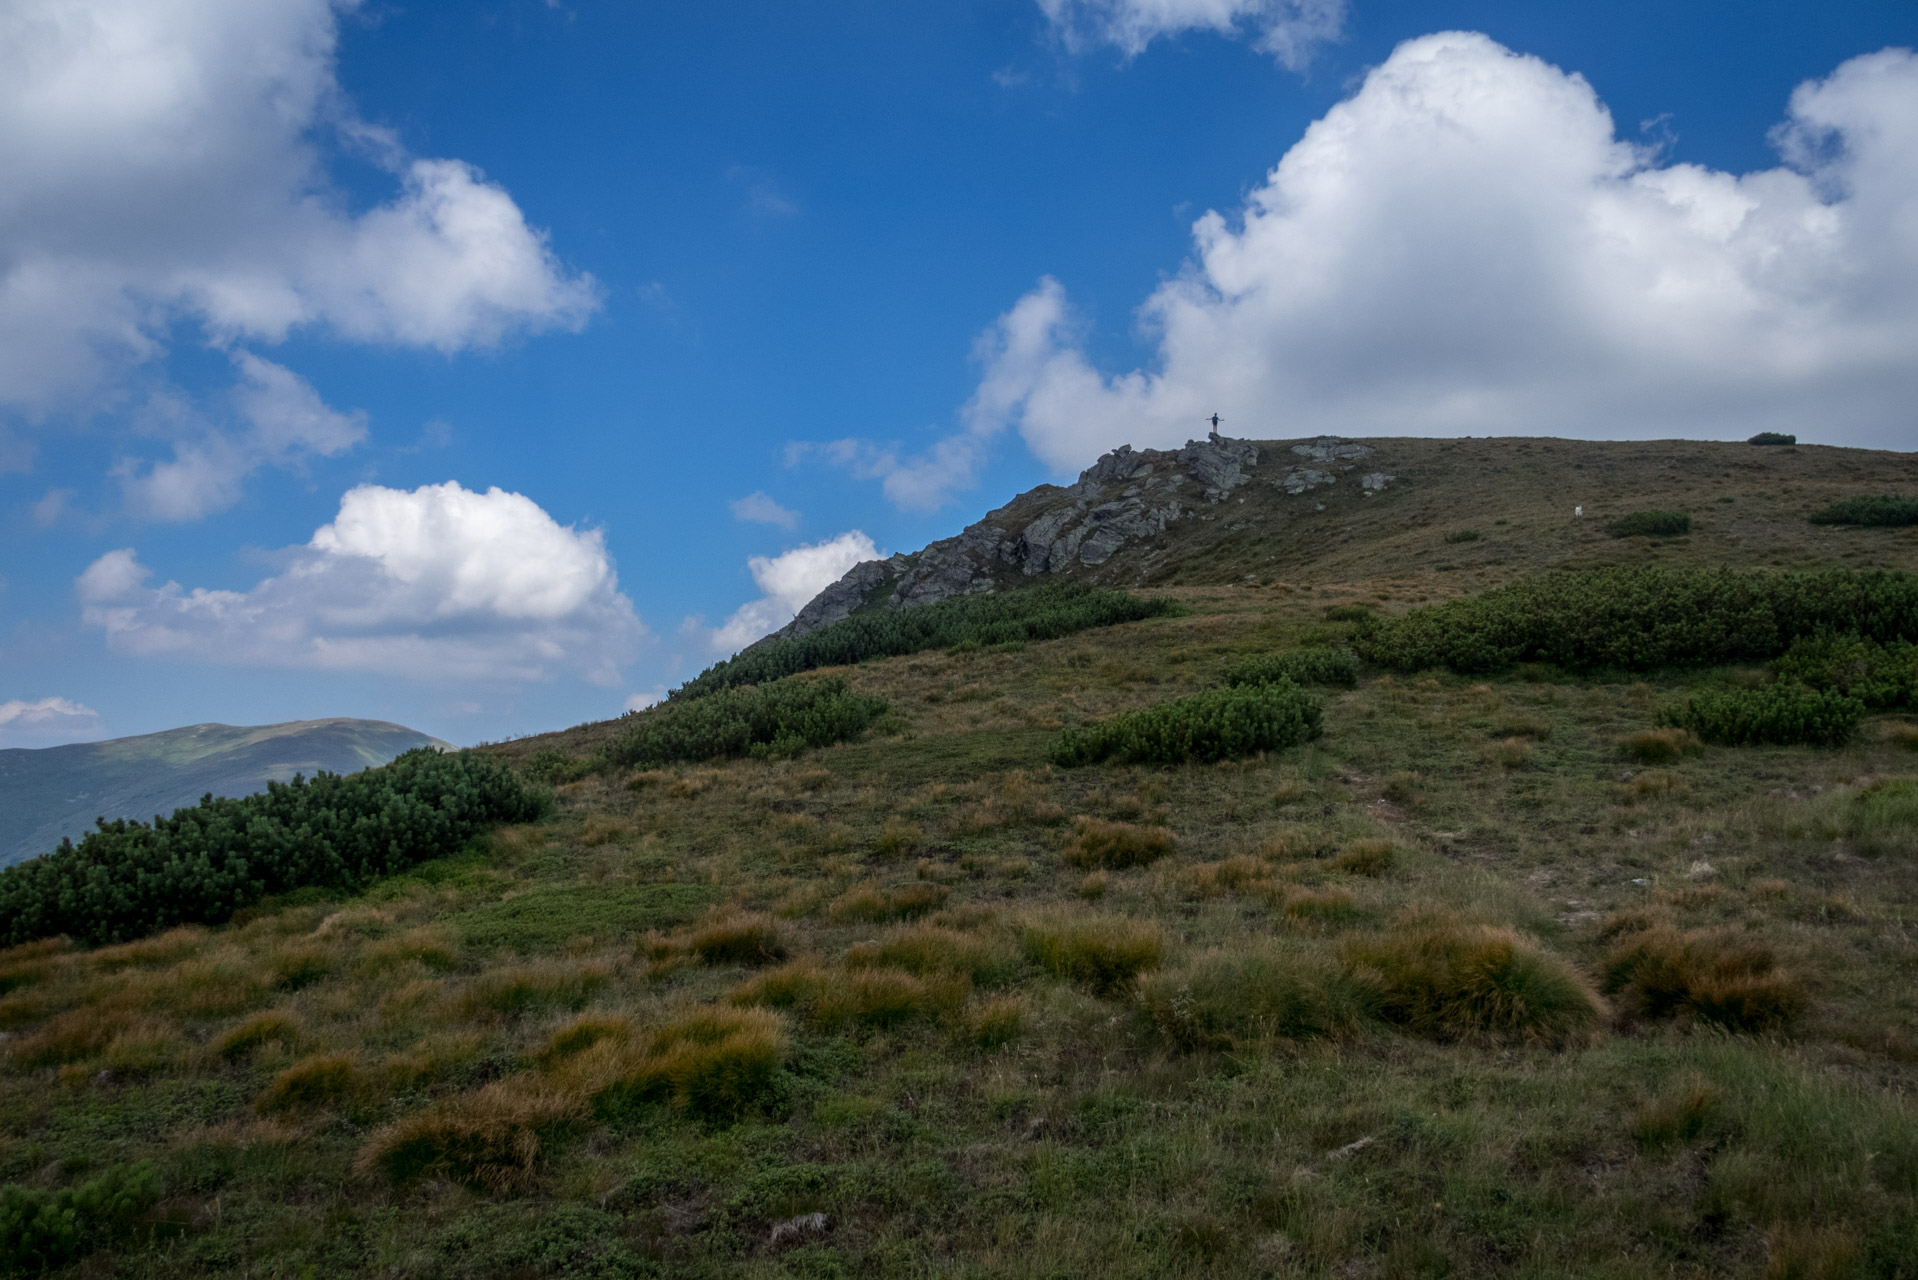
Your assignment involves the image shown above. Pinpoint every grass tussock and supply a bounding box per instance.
[687,912,789,967]
[732,957,961,1030]
[1634,1073,1720,1148]
[1333,839,1398,878]
[1064,817,1174,870]
[964,995,1027,1049]
[1346,915,1605,1046]
[1602,919,1809,1033]
[529,1013,634,1068]
[455,959,612,1020]
[255,1052,365,1113]
[846,923,1021,987]
[827,881,949,924]
[1023,914,1165,995]
[1279,886,1360,926]
[1177,855,1271,897]
[582,1006,790,1120]
[1139,943,1375,1050]
[356,1080,586,1191]
[214,1011,299,1060]
[359,927,460,973]
[1621,727,1704,763]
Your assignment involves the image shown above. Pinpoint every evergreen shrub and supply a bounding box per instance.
[0,749,548,948]
[0,1162,159,1274]
[674,583,1177,699]
[1222,646,1359,689]
[1053,681,1323,767]
[1355,566,1918,675]
[1607,511,1691,538]
[1808,495,1918,527]
[1774,634,1918,709]
[1748,432,1796,446]
[1659,683,1863,747]
[609,676,887,768]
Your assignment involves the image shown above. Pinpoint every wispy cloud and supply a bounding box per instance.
[0,697,105,748]
[1036,0,1346,68]
[727,165,802,219]
[729,491,800,530]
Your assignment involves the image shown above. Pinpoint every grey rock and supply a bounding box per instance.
[1361,471,1393,491]
[765,556,897,643]
[1291,437,1373,464]
[770,1212,828,1246]
[1281,468,1337,494]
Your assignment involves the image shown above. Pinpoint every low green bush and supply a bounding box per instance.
[1355,566,1918,675]
[1607,511,1691,538]
[1222,646,1359,689]
[1053,681,1322,767]
[0,1162,160,1274]
[1774,634,1918,710]
[1748,432,1796,446]
[1445,529,1481,544]
[1808,495,1918,527]
[1659,682,1863,747]
[0,749,549,948]
[674,583,1177,699]
[609,676,888,768]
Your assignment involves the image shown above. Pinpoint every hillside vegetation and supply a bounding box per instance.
[2,437,1917,1279]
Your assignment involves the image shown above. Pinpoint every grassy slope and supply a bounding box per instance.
[0,719,453,868]
[2,439,1917,1277]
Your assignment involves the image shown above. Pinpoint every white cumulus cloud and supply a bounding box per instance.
[0,0,597,419]
[1038,0,1345,67]
[115,353,367,521]
[914,33,1918,499]
[710,531,880,654]
[729,491,801,530]
[0,697,105,749]
[77,481,643,683]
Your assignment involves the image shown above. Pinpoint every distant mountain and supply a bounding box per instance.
[0,719,452,867]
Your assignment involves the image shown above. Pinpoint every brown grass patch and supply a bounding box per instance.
[1064,817,1174,870]
[360,927,460,973]
[1485,737,1533,768]
[1333,840,1398,878]
[1258,828,1335,861]
[1379,772,1424,807]
[1178,855,1272,898]
[874,818,922,858]
[687,912,789,967]
[1278,886,1359,925]
[581,1006,789,1120]
[529,1013,634,1068]
[1022,914,1165,995]
[1078,871,1108,899]
[827,881,948,924]
[1620,728,1704,764]
[1622,770,1688,801]
[356,1079,585,1191]
[845,924,1019,987]
[1633,1073,1718,1147]
[1602,920,1808,1033]
[1345,915,1605,1046]
[964,995,1027,1049]
[215,1011,300,1060]
[455,959,612,1020]
[256,1052,365,1113]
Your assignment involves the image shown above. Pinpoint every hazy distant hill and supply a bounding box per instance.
[0,719,452,867]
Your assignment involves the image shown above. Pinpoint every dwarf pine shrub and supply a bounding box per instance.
[1748,432,1796,445]
[0,748,548,948]
[1053,681,1322,767]
[0,1161,160,1275]
[1608,511,1691,538]
[674,583,1178,699]
[1808,495,1918,527]
[1222,646,1359,689]
[1355,566,1918,675]
[1658,682,1863,746]
[609,676,887,768]
[1774,634,1918,710]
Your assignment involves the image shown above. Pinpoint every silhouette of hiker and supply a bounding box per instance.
[1209,414,1221,430]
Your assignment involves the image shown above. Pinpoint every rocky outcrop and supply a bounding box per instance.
[774,433,1385,640]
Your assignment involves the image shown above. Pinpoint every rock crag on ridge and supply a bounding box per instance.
[774,434,1393,640]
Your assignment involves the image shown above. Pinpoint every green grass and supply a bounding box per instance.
[452,882,716,952]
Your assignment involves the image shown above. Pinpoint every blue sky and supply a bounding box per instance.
[3,0,1916,749]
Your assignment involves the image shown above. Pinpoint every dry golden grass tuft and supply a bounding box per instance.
[1064,817,1175,870]
[827,881,949,924]
[1345,914,1605,1046]
[577,1006,789,1120]
[357,1079,585,1191]
[578,814,634,847]
[1633,1072,1719,1148]
[687,912,789,967]
[1333,840,1398,878]
[1484,737,1534,768]
[265,944,332,991]
[382,1032,485,1089]
[1622,770,1689,802]
[256,1052,365,1113]
[8,1008,118,1068]
[1258,828,1334,861]
[1022,914,1165,995]
[1277,885,1360,926]
[1620,727,1706,763]
[1177,855,1271,898]
[1602,918,1809,1033]
[1139,942,1375,1051]
[1379,771,1424,807]
[454,958,612,1020]
[1077,870,1109,899]
[873,817,922,857]
[964,994,1027,1049]
[845,923,1020,987]
[214,1011,300,1060]
[529,1013,634,1069]
[360,927,460,974]
[1764,1224,1863,1280]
